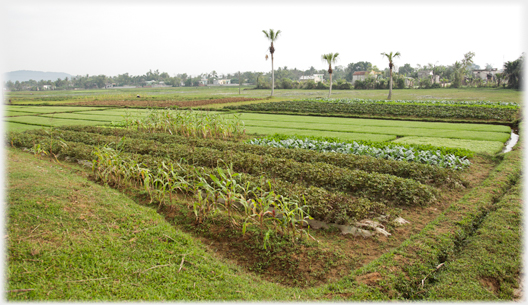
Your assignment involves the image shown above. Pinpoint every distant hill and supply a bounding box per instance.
[5,70,74,82]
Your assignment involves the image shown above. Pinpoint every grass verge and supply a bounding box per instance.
[6,148,302,301]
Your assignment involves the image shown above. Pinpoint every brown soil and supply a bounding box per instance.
[479,276,500,294]
[66,97,262,108]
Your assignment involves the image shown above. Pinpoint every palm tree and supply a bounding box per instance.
[262,29,281,97]
[381,51,401,100]
[321,53,339,98]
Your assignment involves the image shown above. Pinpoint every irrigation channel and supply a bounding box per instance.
[502,128,519,153]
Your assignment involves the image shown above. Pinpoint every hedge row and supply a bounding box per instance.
[9,130,439,207]
[224,101,518,122]
[8,132,391,224]
[50,126,464,187]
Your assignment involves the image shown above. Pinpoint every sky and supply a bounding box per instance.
[0,0,526,79]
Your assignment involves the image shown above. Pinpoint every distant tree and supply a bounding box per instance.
[381,51,401,100]
[503,54,524,89]
[398,63,414,76]
[451,61,464,88]
[262,29,282,97]
[322,53,339,98]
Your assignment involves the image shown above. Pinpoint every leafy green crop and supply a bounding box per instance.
[225,100,519,122]
[248,136,471,170]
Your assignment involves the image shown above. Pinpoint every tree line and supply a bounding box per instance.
[3,55,523,92]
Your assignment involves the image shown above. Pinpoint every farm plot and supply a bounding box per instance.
[234,113,511,132]
[7,107,497,288]
[224,99,520,124]
[6,106,106,113]
[6,116,107,128]
[6,106,522,301]
[66,97,263,108]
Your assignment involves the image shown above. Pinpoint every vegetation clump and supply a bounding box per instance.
[248,136,471,170]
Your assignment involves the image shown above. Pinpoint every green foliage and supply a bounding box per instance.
[225,99,519,123]
[303,80,316,89]
[248,137,471,170]
[116,108,246,140]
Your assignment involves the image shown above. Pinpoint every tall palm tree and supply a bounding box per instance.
[321,53,339,98]
[381,51,401,100]
[262,29,281,97]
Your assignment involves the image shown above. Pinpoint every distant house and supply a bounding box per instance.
[472,68,498,80]
[200,78,208,86]
[299,74,324,83]
[105,83,116,88]
[42,85,52,90]
[213,79,231,85]
[351,71,380,84]
[417,70,439,83]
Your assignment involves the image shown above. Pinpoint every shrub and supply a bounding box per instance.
[303,79,316,89]
[316,81,329,90]
[280,78,293,89]
[338,82,352,90]
[396,77,406,89]
[354,80,366,89]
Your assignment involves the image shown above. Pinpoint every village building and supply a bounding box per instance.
[472,68,499,80]
[351,71,381,84]
[299,74,324,83]
[213,79,231,85]
[417,70,440,83]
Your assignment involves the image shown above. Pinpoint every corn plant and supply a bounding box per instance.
[121,108,245,140]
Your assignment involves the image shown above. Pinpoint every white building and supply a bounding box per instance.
[299,74,324,83]
[213,79,231,85]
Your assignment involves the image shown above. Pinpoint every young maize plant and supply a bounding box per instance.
[90,145,313,247]
[121,108,245,140]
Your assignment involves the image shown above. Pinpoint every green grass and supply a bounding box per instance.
[38,113,124,122]
[6,116,107,128]
[6,87,522,105]
[245,126,398,142]
[6,148,301,301]
[4,122,44,132]
[425,180,522,300]
[235,113,511,133]
[393,136,506,154]
[242,119,510,142]
[6,106,106,113]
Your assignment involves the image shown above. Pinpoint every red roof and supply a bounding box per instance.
[353,71,367,75]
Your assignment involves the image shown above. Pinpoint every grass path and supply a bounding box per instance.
[6,148,301,301]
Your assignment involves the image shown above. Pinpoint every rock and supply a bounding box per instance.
[394,217,410,225]
[307,219,329,230]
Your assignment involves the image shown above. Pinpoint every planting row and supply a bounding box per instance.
[224,100,519,122]
[309,98,520,108]
[92,146,313,246]
[261,133,474,158]
[48,126,466,187]
[9,129,438,207]
[248,137,471,170]
[10,132,392,225]
[111,108,245,140]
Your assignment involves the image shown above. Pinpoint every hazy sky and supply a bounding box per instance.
[0,0,526,78]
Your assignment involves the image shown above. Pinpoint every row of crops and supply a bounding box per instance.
[8,110,469,245]
[248,136,471,170]
[224,98,520,123]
